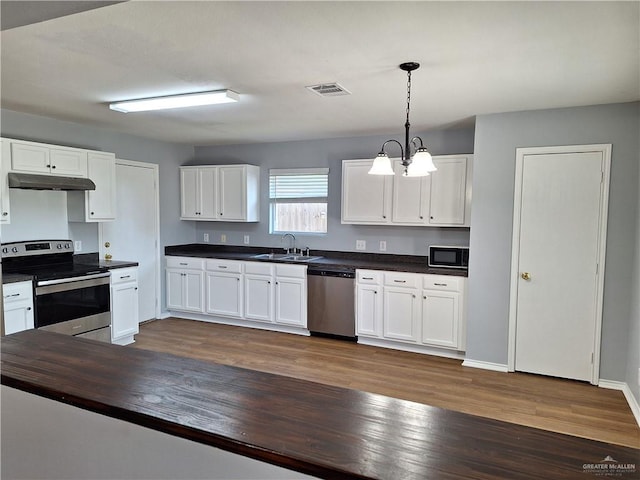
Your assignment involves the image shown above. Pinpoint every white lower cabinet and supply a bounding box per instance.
[165,257,204,313]
[244,262,275,323]
[355,271,383,338]
[110,267,139,345]
[3,281,34,335]
[165,257,307,333]
[274,264,307,328]
[356,269,466,355]
[205,260,243,318]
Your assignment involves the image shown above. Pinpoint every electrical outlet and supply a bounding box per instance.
[379,240,387,252]
[244,235,250,245]
[220,234,227,243]
[203,233,209,242]
[356,240,366,251]
[74,241,82,252]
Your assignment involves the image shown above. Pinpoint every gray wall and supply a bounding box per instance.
[0,109,196,251]
[627,147,640,406]
[193,129,475,255]
[467,102,639,386]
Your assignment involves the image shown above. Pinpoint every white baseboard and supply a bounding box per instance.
[461,359,509,373]
[598,379,640,428]
[157,311,172,320]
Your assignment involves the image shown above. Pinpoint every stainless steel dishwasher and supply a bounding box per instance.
[307,268,356,339]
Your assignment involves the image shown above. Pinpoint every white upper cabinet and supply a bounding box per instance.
[428,156,470,226]
[342,155,472,227]
[180,165,259,222]
[341,160,392,224]
[67,151,116,222]
[11,141,87,177]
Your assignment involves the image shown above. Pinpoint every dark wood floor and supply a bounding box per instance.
[133,318,640,449]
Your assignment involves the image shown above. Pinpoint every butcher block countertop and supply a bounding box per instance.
[1,330,637,479]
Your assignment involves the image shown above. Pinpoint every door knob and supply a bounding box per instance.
[521,272,531,281]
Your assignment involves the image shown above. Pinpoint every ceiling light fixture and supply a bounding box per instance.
[368,62,436,177]
[109,89,239,113]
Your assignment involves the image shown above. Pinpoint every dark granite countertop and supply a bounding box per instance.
[165,243,468,277]
[2,273,34,285]
[73,253,139,270]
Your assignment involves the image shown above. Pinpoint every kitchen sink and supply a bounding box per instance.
[250,253,323,262]
[250,253,291,260]
[281,255,324,262]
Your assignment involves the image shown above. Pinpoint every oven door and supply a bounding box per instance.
[35,273,111,338]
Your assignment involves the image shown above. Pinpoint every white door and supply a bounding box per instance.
[100,160,160,322]
[510,145,610,383]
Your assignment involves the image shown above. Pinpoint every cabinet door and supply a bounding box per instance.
[86,152,116,221]
[111,282,139,341]
[180,168,200,219]
[49,148,87,177]
[184,271,205,312]
[421,290,459,348]
[383,287,420,343]
[199,167,218,219]
[218,166,245,221]
[342,160,392,224]
[4,302,34,335]
[275,277,306,327]
[11,142,50,173]
[244,274,274,323]
[0,140,10,223]
[206,272,243,317]
[429,156,467,225]
[166,269,186,310]
[356,284,383,337]
[391,160,430,224]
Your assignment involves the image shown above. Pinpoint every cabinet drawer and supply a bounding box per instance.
[111,267,138,285]
[3,281,33,303]
[275,263,306,278]
[384,272,419,288]
[166,256,204,270]
[423,275,461,292]
[245,261,274,276]
[357,270,382,284]
[206,259,243,273]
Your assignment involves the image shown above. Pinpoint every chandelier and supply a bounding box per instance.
[368,62,436,177]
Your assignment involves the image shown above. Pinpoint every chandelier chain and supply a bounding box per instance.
[406,70,412,125]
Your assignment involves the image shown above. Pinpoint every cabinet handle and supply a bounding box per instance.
[218,265,228,269]
[393,280,407,283]
[2,212,7,216]
[219,212,223,216]
[423,296,427,299]
[420,216,423,219]
[412,294,416,298]
[434,283,447,286]
[374,290,377,294]
[430,216,434,219]
[267,281,271,284]
[46,164,51,168]
[135,287,138,291]
[382,215,386,219]
[5,293,20,298]
[90,212,95,215]
[120,275,131,279]
[179,263,188,266]
[51,165,56,169]
[362,277,374,280]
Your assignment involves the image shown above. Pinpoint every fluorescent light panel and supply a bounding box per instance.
[109,89,239,113]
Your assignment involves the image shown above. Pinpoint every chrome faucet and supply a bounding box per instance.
[281,233,297,254]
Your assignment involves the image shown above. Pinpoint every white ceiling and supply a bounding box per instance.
[1,1,638,146]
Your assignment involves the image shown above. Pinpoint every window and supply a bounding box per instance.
[269,168,329,234]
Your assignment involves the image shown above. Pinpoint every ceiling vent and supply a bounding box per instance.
[306,83,351,97]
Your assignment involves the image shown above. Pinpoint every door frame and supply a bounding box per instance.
[98,159,161,320]
[507,144,611,384]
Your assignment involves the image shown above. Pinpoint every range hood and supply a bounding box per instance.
[8,172,96,191]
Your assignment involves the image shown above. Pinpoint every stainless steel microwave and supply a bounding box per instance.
[428,246,469,269]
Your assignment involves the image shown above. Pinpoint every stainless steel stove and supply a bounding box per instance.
[2,240,112,342]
